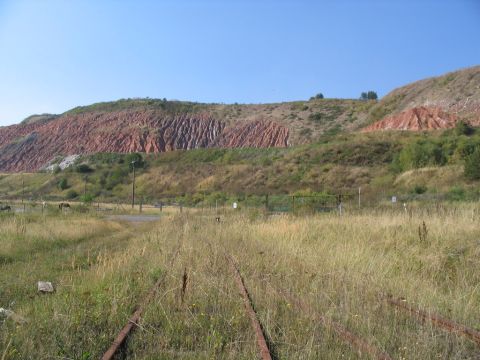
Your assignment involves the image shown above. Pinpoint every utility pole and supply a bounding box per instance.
[131,160,137,209]
[358,187,361,208]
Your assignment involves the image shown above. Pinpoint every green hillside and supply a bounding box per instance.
[1,124,480,206]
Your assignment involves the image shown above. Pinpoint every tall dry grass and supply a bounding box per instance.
[1,205,479,359]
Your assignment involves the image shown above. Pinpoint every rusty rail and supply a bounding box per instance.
[275,287,393,360]
[102,240,183,360]
[101,276,165,360]
[226,254,273,360]
[385,295,480,346]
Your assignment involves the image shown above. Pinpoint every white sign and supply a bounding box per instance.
[233,202,238,209]
[391,196,397,203]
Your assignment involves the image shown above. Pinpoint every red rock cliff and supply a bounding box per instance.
[362,106,458,132]
[0,110,289,172]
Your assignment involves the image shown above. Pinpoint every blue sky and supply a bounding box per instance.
[0,0,479,125]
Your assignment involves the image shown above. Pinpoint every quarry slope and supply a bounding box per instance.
[365,65,480,131]
[0,98,371,172]
[362,106,458,132]
[0,110,291,172]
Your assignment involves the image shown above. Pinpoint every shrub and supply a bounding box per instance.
[446,186,466,201]
[65,189,78,199]
[412,185,427,194]
[76,164,93,173]
[464,148,480,180]
[79,194,94,203]
[105,166,129,190]
[395,140,447,171]
[57,178,69,190]
[308,112,323,122]
[455,121,474,136]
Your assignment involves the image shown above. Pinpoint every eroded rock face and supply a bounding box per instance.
[216,120,289,148]
[0,110,289,172]
[362,106,458,132]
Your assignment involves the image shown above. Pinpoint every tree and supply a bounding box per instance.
[360,91,378,101]
[310,93,324,100]
[126,152,145,169]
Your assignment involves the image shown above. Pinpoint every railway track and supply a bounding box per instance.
[384,295,480,347]
[225,251,392,359]
[226,253,274,360]
[226,246,479,358]
[271,285,393,360]
[101,223,479,359]
[102,238,184,360]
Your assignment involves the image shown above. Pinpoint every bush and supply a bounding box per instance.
[79,194,94,203]
[76,164,93,173]
[446,186,466,201]
[464,148,480,180]
[308,112,323,122]
[57,178,69,190]
[105,166,129,190]
[455,121,474,136]
[412,185,427,194]
[65,189,78,199]
[395,140,447,171]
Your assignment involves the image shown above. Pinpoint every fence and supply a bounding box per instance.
[266,194,354,214]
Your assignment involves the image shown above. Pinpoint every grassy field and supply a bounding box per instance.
[1,205,479,359]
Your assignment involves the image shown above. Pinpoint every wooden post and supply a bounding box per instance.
[292,196,295,214]
[22,176,25,213]
[131,162,136,209]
